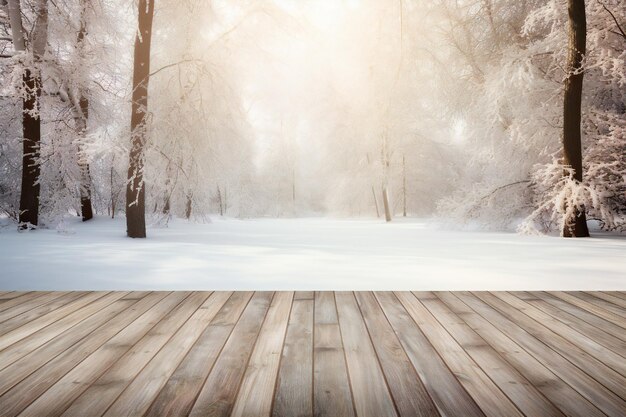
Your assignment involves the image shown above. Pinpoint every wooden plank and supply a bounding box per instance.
[0,292,167,416]
[96,292,233,417]
[230,292,294,417]
[313,291,355,417]
[188,291,274,417]
[396,291,523,417]
[522,291,626,356]
[458,292,626,416]
[295,291,314,300]
[145,292,253,417]
[0,292,119,369]
[496,292,626,376]
[0,296,137,397]
[355,291,439,417]
[273,298,314,417]
[0,292,68,326]
[480,292,626,397]
[375,291,484,417]
[122,291,151,300]
[0,292,33,300]
[586,291,626,310]
[61,292,213,417]
[436,292,605,417]
[416,292,564,417]
[0,292,109,352]
[0,292,48,314]
[532,291,626,342]
[572,292,626,319]
[13,292,190,417]
[0,292,84,336]
[336,291,398,417]
[549,291,626,329]
[607,291,626,301]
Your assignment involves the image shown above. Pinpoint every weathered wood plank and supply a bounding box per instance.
[0,292,83,336]
[188,291,274,417]
[375,291,484,417]
[313,291,355,417]
[98,292,232,417]
[583,291,626,313]
[0,297,138,397]
[396,292,523,417]
[294,291,314,300]
[0,291,624,417]
[458,292,626,416]
[355,291,439,417]
[336,291,398,417]
[496,292,626,375]
[549,291,626,329]
[415,292,564,417]
[61,292,213,417]
[0,292,45,314]
[273,298,314,417]
[480,292,626,397]
[231,291,293,417]
[0,292,68,327]
[521,291,626,357]
[0,293,167,416]
[532,291,626,342]
[0,292,106,351]
[436,292,605,417]
[0,292,119,369]
[13,292,190,417]
[607,291,626,301]
[145,291,253,417]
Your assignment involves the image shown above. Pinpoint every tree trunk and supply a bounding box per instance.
[125,0,155,238]
[76,2,93,221]
[110,161,116,219]
[402,154,407,217]
[18,68,42,229]
[12,0,47,230]
[382,187,392,222]
[371,185,380,218]
[185,193,192,219]
[162,163,171,215]
[217,185,223,216]
[562,0,589,237]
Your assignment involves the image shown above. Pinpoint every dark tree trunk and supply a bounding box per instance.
[15,0,47,230]
[382,187,392,222]
[185,193,192,219]
[125,0,155,238]
[77,4,93,221]
[217,185,223,216]
[562,0,589,237]
[18,68,42,229]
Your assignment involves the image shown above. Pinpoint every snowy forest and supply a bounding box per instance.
[0,0,624,239]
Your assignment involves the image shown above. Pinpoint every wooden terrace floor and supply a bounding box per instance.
[0,291,624,417]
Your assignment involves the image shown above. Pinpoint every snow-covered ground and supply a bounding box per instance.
[0,216,624,290]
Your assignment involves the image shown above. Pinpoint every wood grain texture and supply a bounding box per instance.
[336,291,398,417]
[355,291,439,417]
[145,292,253,417]
[313,291,355,417]
[396,291,523,417]
[188,292,274,417]
[230,291,293,417]
[435,291,605,417]
[273,298,314,417]
[459,292,626,416]
[0,291,624,417]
